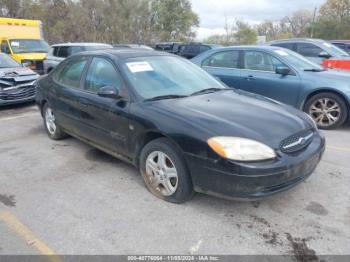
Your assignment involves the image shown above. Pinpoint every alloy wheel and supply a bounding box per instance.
[145,151,178,196]
[45,107,57,135]
[309,98,341,127]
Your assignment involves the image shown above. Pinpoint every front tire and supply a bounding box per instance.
[304,92,348,130]
[139,138,194,203]
[43,103,66,140]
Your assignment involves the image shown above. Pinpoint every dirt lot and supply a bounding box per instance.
[0,103,349,258]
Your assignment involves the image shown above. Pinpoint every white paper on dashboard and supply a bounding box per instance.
[126,62,154,73]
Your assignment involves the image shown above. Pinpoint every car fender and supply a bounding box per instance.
[300,87,350,111]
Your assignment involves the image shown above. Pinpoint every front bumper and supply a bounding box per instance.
[0,86,36,106]
[186,132,325,199]
[0,95,35,106]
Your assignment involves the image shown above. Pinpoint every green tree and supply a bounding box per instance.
[150,0,199,42]
[234,20,257,45]
[280,10,312,37]
[0,0,200,44]
[314,0,350,39]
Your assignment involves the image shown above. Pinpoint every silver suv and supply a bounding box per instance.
[269,38,349,65]
[44,43,112,74]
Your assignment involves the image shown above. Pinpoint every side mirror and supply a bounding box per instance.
[97,86,120,99]
[275,66,290,76]
[319,51,331,58]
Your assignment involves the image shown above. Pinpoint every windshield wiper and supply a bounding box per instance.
[145,94,188,101]
[304,68,325,72]
[190,88,225,96]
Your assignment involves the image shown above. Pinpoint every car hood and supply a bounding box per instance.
[0,67,38,90]
[12,53,47,60]
[0,67,37,77]
[150,90,313,149]
[307,69,350,82]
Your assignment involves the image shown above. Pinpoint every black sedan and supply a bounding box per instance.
[35,49,325,203]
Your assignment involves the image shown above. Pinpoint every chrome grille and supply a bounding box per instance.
[0,85,36,101]
[280,129,314,153]
[0,71,37,101]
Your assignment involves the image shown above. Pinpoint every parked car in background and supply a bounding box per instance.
[0,17,49,75]
[269,38,350,66]
[331,40,350,54]
[154,42,183,55]
[113,44,153,50]
[43,43,112,74]
[178,43,220,59]
[0,53,38,106]
[35,49,324,203]
[192,46,350,129]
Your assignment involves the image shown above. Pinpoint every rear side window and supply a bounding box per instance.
[57,57,87,88]
[296,43,323,57]
[53,47,60,56]
[271,43,295,51]
[183,45,199,53]
[85,57,122,93]
[57,46,69,58]
[203,51,240,69]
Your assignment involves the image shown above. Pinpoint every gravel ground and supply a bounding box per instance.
[0,102,349,259]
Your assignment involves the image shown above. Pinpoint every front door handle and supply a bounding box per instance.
[245,75,255,81]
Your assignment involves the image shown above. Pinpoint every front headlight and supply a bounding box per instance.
[207,137,276,161]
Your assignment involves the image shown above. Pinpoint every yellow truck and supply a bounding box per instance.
[0,17,49,74]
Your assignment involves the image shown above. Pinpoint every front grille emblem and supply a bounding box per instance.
[282,133,313,150]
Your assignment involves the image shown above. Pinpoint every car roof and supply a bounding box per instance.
[331,40,350,44]
[270,38,326,44]
[211,45,284,51]
[183,42,218,46]
[71,48,170,60]
[51,43,112,47]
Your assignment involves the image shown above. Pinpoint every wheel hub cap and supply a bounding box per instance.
[145,151,178,196]
[45,108,56,135]
[309,98,340,127]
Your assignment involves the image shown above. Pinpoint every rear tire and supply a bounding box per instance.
[139,138,194,203]
[304,92,348,130]
[43,103,67,140]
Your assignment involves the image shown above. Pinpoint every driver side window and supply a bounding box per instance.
[1,41,10,54]
[244,51,287,72]
[85,57,122,93]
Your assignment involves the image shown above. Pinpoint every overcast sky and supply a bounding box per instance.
[191,0,327,40]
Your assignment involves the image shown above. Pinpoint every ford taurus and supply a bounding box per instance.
[35,49,325,203]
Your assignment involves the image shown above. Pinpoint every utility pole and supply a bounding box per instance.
[311,7,317,38]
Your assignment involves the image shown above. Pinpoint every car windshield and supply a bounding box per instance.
[122,56,226,100]
[321,41,349,57]
[9,39,49,54]
[273,48,325,71]
[0,53,20,68]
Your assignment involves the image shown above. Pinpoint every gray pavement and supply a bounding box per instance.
[0,103,349,258]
